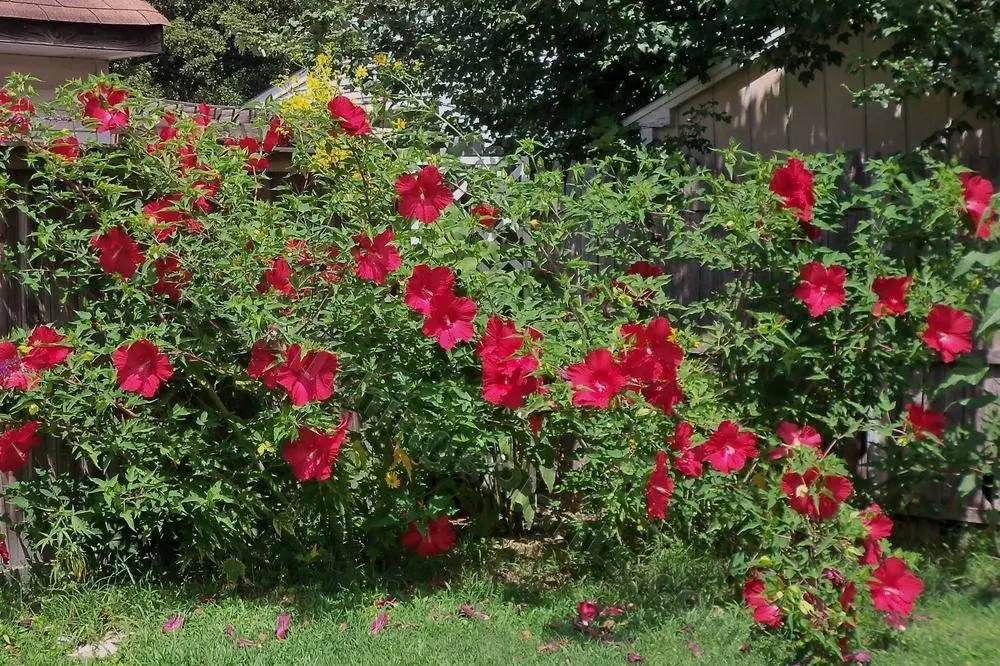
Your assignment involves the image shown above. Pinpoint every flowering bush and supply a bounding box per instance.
[0,57,996,661]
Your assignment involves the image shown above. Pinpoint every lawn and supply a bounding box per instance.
[1,535,998,665]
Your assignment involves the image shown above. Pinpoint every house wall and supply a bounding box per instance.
[655,34,999,176]
[0,55,105,98]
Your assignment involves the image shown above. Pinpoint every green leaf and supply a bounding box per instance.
[956,474,979,497]
[934,357,988,396]
[538,465,556,492]
[978,286,1000,336]
[953,250,1000,278]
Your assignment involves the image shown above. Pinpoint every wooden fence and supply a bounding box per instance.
[1,152,998,571]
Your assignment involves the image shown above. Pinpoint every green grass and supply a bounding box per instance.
[0,537,998,665]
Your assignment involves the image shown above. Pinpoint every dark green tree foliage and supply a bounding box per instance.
[117,1,1000,157]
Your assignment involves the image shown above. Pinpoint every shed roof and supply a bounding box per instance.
[0,0,167,26]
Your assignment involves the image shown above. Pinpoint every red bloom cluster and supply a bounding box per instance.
[624,261,663,280]
[795,261,846,317]
[476,316,542,408]
[860,503,893,565]
[743,576,783,628]
[257,256,298,299]
[91,227,146,279]
[770,158,818,238]
[1,325,73,391]
[143,195,202,241]
[400,514,456,557]
[645,450,674,520]
[352,227,401,285]
[153,256,192,301]
[78,83,129,133]
[871,276,912,317]
[0,421,41,473]
[405,264,478,350]
[282,415,350,482]
[770,421,823,461]
[668,421,703,477]
[327,96,371,136]
[247,341,338,406]
[223,116,291,173]
[0,89,35,135]
[470,203,499,228]
[112,340,173,398]
[396,165,453,223]
[960,172,996,239]
[921,304,973,363]
[781,467,853,519]
[904,402,945,441]
[47,136,82,161]
[619,318,684,413]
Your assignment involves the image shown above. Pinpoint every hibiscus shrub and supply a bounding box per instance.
[0,61,996,662]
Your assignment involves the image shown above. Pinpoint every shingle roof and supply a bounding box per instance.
[0,0,168,26]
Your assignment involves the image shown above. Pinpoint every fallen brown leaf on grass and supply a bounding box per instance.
[626,653,644,663]
[520,630,533,641]
[537,639,568,653]
[369,612,389,635]
[457,604,490,620]
[685,639,703,658]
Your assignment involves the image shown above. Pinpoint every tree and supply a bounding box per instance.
[117,1,1000,158]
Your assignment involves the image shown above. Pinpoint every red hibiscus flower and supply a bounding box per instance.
[0,421,41,472]
[327,95,371,136]
[274,344,338,406]
[395,165,453,223]
[701,420,758,474]
[258,256,297,299]
[624,261,664,279]
[769,421,823,461]
[576,599,600,625]
[405,264,455,315]
[528,412,545,436]
[1,91,35,134]
[905,402,945,440]
[482,355,540,408]
[78,83,129,133]
[668,421,703,477]
[921,304,973,363]
[247,340,281,389]
[352,227,402,285]
[753,603,783,628]
[861,504,893,541]
[565,348,628,409]
[47,136,81,161]
[23,326,72,371]
[0,342,34,390]
[153,256,192,301]
[0,536,8,565]
[960,172,996,239]
[146,112,178,152]
[476,316,526,364]
[143,195,195,241]
[743,576,783,627]
[871,276,912,317]
[227,136,270,173]
[645,450,674,521]
[422,292,478,350]
[470,203,499,228]
[112,339,173,398]
[861,538,883,566]
[867,557,924,617]
[795,262,846,317]
[770,158,816,235]
[400,514,456,557]
[781,467,853,519]
[194,102,212,127]
[619,318,683,385]
[282,415,350,482]
[640,379,684,414]
[91,227,145,279]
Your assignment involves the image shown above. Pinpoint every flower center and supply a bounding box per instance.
[796,484,810,498]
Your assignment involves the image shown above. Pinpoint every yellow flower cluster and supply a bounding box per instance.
[312,141,352,170]
[278,51,338,118]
